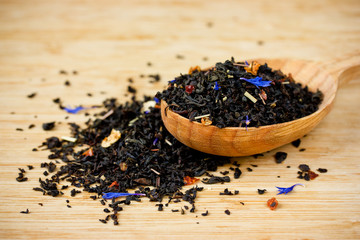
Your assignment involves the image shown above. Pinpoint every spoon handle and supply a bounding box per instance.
[321,51,360,88]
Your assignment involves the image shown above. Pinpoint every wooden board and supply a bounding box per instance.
[0,0,360,239]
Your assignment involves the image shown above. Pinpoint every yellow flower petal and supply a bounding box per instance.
[201,116,212,126]
[244,61,261,75]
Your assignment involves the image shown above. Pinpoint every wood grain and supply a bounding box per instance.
[0,0,360,239]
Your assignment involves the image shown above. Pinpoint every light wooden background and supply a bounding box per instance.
[0,0,359,239]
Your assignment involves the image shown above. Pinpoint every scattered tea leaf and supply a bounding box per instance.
[275,152,287,164]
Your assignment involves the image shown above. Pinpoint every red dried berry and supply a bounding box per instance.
[185,85,195,94]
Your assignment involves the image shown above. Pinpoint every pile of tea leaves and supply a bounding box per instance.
[156,58,323,128]
[22,59,325,225]
[34,96,230,224]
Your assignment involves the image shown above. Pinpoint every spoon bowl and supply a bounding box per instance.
[161,56,360,156]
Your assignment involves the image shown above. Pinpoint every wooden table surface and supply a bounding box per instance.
[1,0,360,239]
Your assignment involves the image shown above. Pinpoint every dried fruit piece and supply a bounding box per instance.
[260,89,267,100]
[120,162,128,171]
[101,129,121,148]
[183,176,200,185]
[109,181,119,188]
[82,147,94,157]
[308,170,319,180]
[267,197,278,210]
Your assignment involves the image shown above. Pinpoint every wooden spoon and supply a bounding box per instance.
[161,53,360,156]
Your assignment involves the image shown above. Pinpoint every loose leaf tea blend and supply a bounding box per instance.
[29,96,230,224]
[157,58,323,128]
[17,59,328,225]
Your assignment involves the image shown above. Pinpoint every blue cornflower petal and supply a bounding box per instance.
[102,192,146,199]
[64,105,98,114]
[154,97,160,104]
[276,183,304,195]
[64,106,86,114]
[169,79,176,83]
[240,77,272,88]
[244,115,251,131]
[214,82,221,90]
